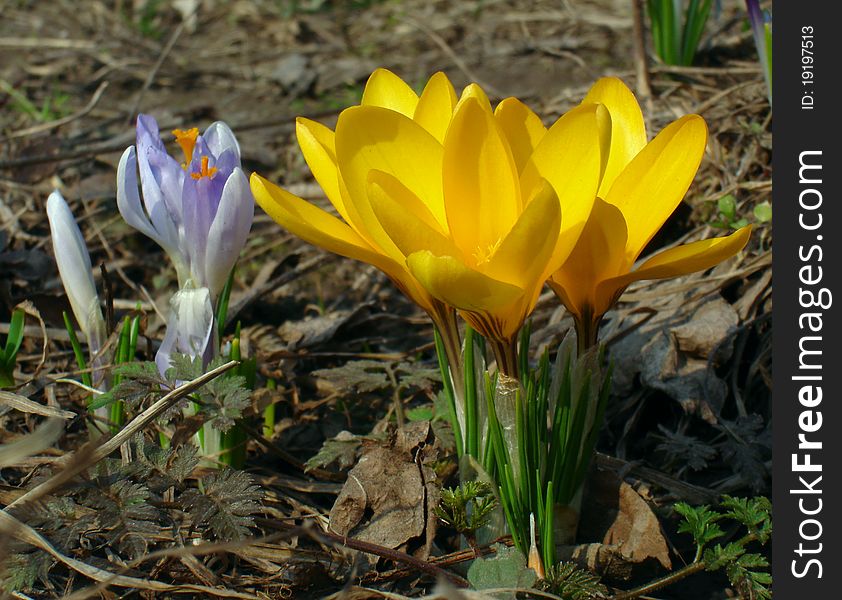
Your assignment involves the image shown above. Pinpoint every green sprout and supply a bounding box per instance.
[647,0,714,66]
[0,308,25,389]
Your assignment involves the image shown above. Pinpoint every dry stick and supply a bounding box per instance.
[2,81,109,141]
[224,253,330,329]
[400,15,505,98]
[0,510,259,600]
[631,0,652,105]
[0,107,342,171]
[313,529,470,588]
[126,20,186,120]
[3,360,238,512]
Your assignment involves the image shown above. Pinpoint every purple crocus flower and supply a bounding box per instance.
[117,115,253,300]
[117,115,253,374]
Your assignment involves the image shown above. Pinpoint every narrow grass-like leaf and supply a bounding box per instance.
[62,311,92,389]
[216,266,236,341]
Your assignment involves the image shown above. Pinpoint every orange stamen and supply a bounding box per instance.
[190,156,218,180]
[172,127,199,166]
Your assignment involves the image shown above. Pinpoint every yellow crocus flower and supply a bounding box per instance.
[371,96,605,376]
[545,77,752,349]
[250,69,473,381]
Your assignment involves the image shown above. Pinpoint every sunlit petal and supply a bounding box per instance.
[361,68,419,117]
[550,198,629,320]
[335,106,447,249]
[606,114,707,261]
[457,82,492,113]
[484,180,560,288]
[368,174,458,258]
[520,103,604,267]
[407,251,524,313]
[205,168,253,298]
[494,97,547,175]
[252,173,380,265]
[599,225,752,299]
[443,97,520,257]
[581,77,647,195]
[296,117,355,225]
[203,121,242,165]
[414,71,458,143]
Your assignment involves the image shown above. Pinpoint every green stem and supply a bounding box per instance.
[263,378,277,438]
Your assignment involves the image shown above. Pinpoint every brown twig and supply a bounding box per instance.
[631,0,652,105]
[4,360,238,511]
[313,529,470,588]
[127,21,186,120]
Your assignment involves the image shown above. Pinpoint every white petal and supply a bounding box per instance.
[204,168,253,298]
[155,286,214,376]
[204,121,241,164]
[46,191,105,347]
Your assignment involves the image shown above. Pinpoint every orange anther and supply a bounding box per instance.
[172,127,199,166]
[190,156,218,180]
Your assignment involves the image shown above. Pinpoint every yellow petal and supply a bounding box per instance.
[252,173,384,269]
[520,103,604,269]
[335,106,447,253]
[550,198,629,320]
[606,114,707,262]
[600,225,752,294]
[443,97,520,258]
[414,71,458,143]
[407,250,524,313]
[251,173,436,313]
[457,82,493,113]
[360,68,419,117]
[581,77,647,196]
[484,179,560,289]
[295,117,353,224]
[494,97,547,175]
[367,172,458,258]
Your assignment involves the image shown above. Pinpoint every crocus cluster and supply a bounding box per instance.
[117,115,254,375]
[251,69,750,375]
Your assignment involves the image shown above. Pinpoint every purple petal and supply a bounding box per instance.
[136,113,165,152]
[204,168,253,297]
[117,147,164,244]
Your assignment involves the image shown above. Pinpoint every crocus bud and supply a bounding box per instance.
[46,191,106,356]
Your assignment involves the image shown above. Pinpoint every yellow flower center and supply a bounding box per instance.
[472,237,503,266]
[172,128,199,165]
[190,156,218,180]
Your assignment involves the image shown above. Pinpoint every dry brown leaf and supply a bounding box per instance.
[329,421,440,559]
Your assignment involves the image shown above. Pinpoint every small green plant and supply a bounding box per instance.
[647,0,714,66]
[711,195,771,229]
[0,308,25,388]
[615,496,772,599]
[0,80,71,123]
[435,480,498,555]
[540,561,609,600]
